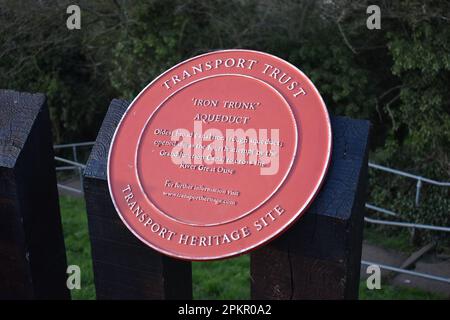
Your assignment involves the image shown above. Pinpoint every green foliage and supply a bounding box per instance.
[109,1,186,98]
[386,20,450,177]
[0,1,118,142]
[289,38,378,119]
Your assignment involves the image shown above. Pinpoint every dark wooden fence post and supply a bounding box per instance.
[251,116,370,300]
[83,99,192,300]
[0,89,69,299]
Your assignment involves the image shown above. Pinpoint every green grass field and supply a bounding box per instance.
[59,196,95,299]
[59,195,445,300]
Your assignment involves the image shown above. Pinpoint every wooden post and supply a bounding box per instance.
[251,116,370,300]
[83,99,192,300]
[0,90,69,299]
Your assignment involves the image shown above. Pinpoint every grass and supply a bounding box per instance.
[358,282,446,300]
[192,256,446,300]
[59,195,446,300]
[192,256,250,299]
[59,196,95,300]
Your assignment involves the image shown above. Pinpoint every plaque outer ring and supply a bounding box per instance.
[107,49,332,261]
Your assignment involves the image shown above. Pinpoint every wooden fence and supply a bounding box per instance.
[0,90,370,300]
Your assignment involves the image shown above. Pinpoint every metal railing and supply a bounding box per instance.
[368,162,450,207]
[365,162,450,232]
[363,162,450,284]
[364,216,450,233]
[53,141,450,284]
[54,142,93,194]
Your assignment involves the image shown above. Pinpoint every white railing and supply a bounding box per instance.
[54,142,93,194]
[53,141,450,284]
[368,162,450,207]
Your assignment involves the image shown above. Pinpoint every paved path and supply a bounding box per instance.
[361,241,450,297]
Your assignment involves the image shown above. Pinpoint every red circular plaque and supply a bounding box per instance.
[108,49,331,260]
